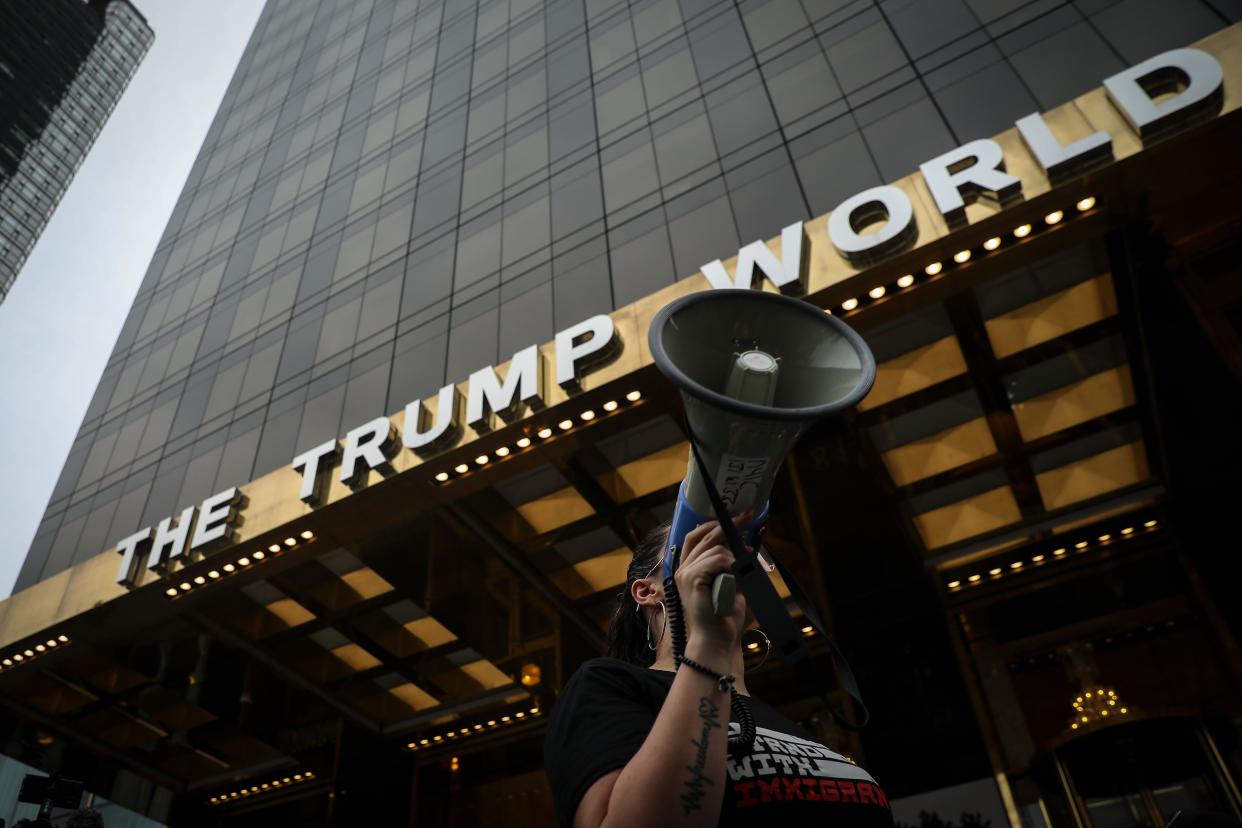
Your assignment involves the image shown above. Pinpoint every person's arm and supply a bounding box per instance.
[575,522,747,828]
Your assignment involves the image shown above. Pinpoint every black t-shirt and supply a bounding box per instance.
[545,657,893,828]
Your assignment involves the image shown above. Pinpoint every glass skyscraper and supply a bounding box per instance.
[22,0,1233,590]
[0,0,152,302]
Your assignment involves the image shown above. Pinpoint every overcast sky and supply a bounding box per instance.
[0,1,265,597]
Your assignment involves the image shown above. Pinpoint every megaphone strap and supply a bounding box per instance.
[683,422,870,731]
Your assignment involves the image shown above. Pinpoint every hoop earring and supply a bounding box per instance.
[645,601,667,651]
[743,628,772,671]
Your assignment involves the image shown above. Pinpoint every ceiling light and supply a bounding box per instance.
[1014,224,1032,238]
[983,237,1001,251]
[603,400,618,412]
[1076,196,1095,211]
[925,261,943,276]
[179,582,192,591]
[537,427,552,439]
[253,550,265,561]
[193,576,206,584]
[223,563,236,572]
[968,574,981,582]
[454,463,469,473]
[166,588,178,597]
[284,537,296,546]
[989,568,1002,576]
[238,557,251,566]
[516,436,532,447]
[475,455,488,465]
[947,580,961,589]
[897,274,914,288]
[841,298,858,311]
[208,570,220,579]
[495,446,510,457]
[1045,210,1064,225]
[625,390,642,402]
[558,419,573,430]
[435,471,449,482]
[868,286,885,299]
[953,250,971,263]
[580,410,596,421]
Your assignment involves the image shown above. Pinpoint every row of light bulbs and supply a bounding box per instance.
[0,634,70,672]
[836,197,1097,315]
[946,519,1157,591]
[163,529,315,599]
[405,705,543,751]
[209,770,315,805]
[432,390,644,485]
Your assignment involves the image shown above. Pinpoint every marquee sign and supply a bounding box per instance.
[112,46,1226,589]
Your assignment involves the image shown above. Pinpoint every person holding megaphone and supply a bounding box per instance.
[544,291,891,827]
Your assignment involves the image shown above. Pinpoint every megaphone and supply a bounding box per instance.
[648,290,875,615]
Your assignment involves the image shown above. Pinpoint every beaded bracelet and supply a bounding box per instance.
[678,655,735,694]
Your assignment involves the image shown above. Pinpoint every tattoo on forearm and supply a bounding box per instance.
[680,696,721,815]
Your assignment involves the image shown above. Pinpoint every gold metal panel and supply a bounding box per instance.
[0,567,74,646]
[460,658,512,690]
[403,617,457,650]
[984,272,1118,359]
[389,681,440,711]
[264,598,315,629]
[597,442,687,502]
[858,336,969,410]
[549,548,631,600]
[331,643,382,672]
[1012,365,1135,441]
[340,568,395,600]
[882,417,999,486]
[515,486,594,534]
[1035,441,1150,511]
[915,486,1024,549]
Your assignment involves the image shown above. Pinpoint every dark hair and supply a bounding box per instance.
[605,524,668,667]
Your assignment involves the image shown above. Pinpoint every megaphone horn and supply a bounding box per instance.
[648,290,876,614]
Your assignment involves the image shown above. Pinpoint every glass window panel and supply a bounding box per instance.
[609,208,674,307]
[446,292,499,380]
[704,71,778,157]
[687,8,749,80]
[641,41,697,110]
[401,234,456,317]
[468,86,507,145]
[203,358,248,422]
[384,132,423,195]
[215,421,262,490]
[822,14,907,95]
[334,217,377,282]
[726,148,807,241]
[502,194,551,266]
[295,381,348,459]
[276,308,326,384]
[504,125,548,188]
[653,107,716,185]
[349,157,388,213]
[509,13,545,65]
[473,37,509,90]
[316,294,364,362]
[362,106,398,157]
[374,199,414,259]
[166,322,205,377]
[357,266,403,341]
[762,42,842,127]
[666,179,738,278]
[859,93,956,180]
[506,64,547,121]
[341,358,392,430]
[389,316,449,406]
[601,133,659,214]
[741,0,808,51]
[499,272,554,356]
[455,212,502,290]
[550,158,604,240]
[590,12,636,71]
[462,142,505,208]
[595,67,645,135]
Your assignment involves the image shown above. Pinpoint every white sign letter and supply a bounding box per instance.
[292,440,339,503]
[466,345,543,430]
[1015,112,1112,183]
[700,222,808,294]
[340,417,398,485]
[115,527,152,587]
[146,506,196,572]
[190,487,241,551]
[555,315,618,390]
[1104,47,1223,143]
[827,185,918,268]
[920,139,1023,228]
[404,385,461,455]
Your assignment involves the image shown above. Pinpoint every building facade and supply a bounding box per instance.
[4,1,1242,826]
[0,0,152,303]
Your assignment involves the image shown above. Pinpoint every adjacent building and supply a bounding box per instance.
[0,0,153,303]
[3,1,1242,826]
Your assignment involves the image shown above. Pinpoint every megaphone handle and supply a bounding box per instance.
[711,573,736,617]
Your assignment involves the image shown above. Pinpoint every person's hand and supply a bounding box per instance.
[674,517,749,666]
